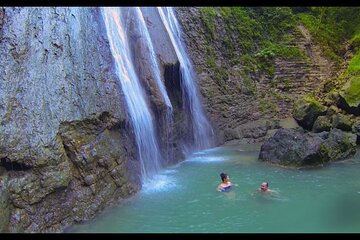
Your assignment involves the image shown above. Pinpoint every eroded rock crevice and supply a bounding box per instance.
[0,158,32,172]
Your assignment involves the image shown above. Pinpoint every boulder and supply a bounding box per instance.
[293,97,327,130]
[312,116,332,133]
[259,128,325,167]
[332,113,353,131]
[259,128,357,167]
[337,76,360,116]
[320,128,357,162]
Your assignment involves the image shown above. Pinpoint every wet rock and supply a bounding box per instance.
[338,78,360,116]
[259,128,324,167]
[332,113,353,131]
[259,128,357,167]
[223,119,280,143]
[293,97,327,131]
[312,116,332,133]
[320,128,357,162]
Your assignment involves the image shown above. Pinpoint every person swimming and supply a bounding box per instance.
[258,181,272,193]
[217,172,232,192]
[221,185,232,192]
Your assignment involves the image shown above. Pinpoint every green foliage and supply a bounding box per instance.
[258,97,278,114]
[240,54,257,71]
[255,57,275,78]
[298,13,342,66]
[282,79,293,90]
[351,33,360,51]
[201,6,360,103]
[297,8,360,68]
[253,7,295,41]
[255,47,275,59]
[219,7,262,56]
[200,7,217,40]
[269,89,282,100]
[240,72,257,95]
[337,22,360,107]
[214,66,228,84]
[258,98,266,113]
[205,46,216,68]
[201,7,310,81]
[297,13,319,30]
[212,66,231,94]
[255,42,305,60]
[310,7,360,38]
[303,95,326,110]
[348,52,360,74]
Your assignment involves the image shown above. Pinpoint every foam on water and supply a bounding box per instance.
[142,173,178,193]
[187,155,229,163]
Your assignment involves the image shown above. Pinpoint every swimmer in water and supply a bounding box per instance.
[258,181,272,193]
[217,173,232,192]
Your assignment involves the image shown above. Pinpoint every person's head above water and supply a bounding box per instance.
[217,173,232,192]
[220,173,229,183]
[260,182,269,191]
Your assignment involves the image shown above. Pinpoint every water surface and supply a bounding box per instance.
[69,144,360,233]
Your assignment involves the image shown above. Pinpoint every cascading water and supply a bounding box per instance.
[101,7,214,184]
[131,7,174,164]
[132,8,173,110]
[157,7,214,153]
[101,7,163,183]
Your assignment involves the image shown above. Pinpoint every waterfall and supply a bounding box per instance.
[131,8,174,164]
[133,8,173,110]
[101,7,163,183]
[102,7,214,184]
[157,7,214,153]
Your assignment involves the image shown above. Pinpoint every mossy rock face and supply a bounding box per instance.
[338,76,360,116]
[258,128,326,167]
[259,128,357,168]
[320,128,357,161]
[293,97,327,130]
[332,113,354,131]
[343,77,360,105]
[327,105,341,116]
[312,116,332,133]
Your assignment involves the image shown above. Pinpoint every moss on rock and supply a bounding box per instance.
[341,76,360,107]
